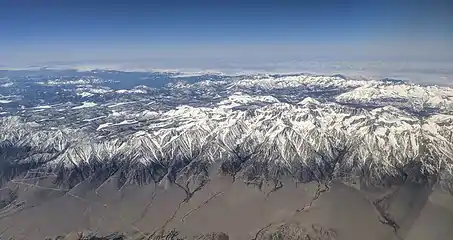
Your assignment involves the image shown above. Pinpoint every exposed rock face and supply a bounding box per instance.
[1,99,453,191]
[1,72,453,239]
[194,232,229,240]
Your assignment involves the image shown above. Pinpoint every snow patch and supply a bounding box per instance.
[218,92,280,108]
[33,105,53,109]
[0,82,13,87]
[115,89,148,94]
[72,102,98,109]
[77,92,95,98]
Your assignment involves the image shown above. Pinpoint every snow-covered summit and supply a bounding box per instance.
[162,73,453,113]
[218,92,280,108]
[230,74,379,90]
[1,71,453,192]
[1,97,453,191]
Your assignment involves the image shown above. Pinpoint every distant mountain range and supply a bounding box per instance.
[0,71,452,191]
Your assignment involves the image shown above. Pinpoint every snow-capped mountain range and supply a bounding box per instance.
[1,71,453,192]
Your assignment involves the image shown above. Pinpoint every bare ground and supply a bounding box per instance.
[0,173,452,240]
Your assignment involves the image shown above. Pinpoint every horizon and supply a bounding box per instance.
[2,2,453,238]
[1,0,453,84]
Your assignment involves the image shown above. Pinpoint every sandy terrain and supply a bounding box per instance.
[0,173,452,240]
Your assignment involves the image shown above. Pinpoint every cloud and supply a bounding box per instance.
[1,40,452,85]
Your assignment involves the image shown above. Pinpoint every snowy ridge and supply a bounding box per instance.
[1,95,453,191]
[36,77,106,86]
[230,75,380,90]
[335,83,453,111]
[218,92,280,108]
[169,74,453,113]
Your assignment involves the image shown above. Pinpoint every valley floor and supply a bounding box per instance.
[0,173,452,240]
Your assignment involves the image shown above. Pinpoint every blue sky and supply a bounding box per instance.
[1,0,452,74]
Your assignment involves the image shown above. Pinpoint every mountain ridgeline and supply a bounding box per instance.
[1,72,453,239]
[0,96,452,192]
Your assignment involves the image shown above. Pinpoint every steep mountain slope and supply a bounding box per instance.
[1,72,453,239]
[1,94,452,191]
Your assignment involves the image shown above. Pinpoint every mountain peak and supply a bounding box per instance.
[298,97,321,106]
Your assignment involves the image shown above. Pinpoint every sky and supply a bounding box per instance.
[1,0,453,82]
